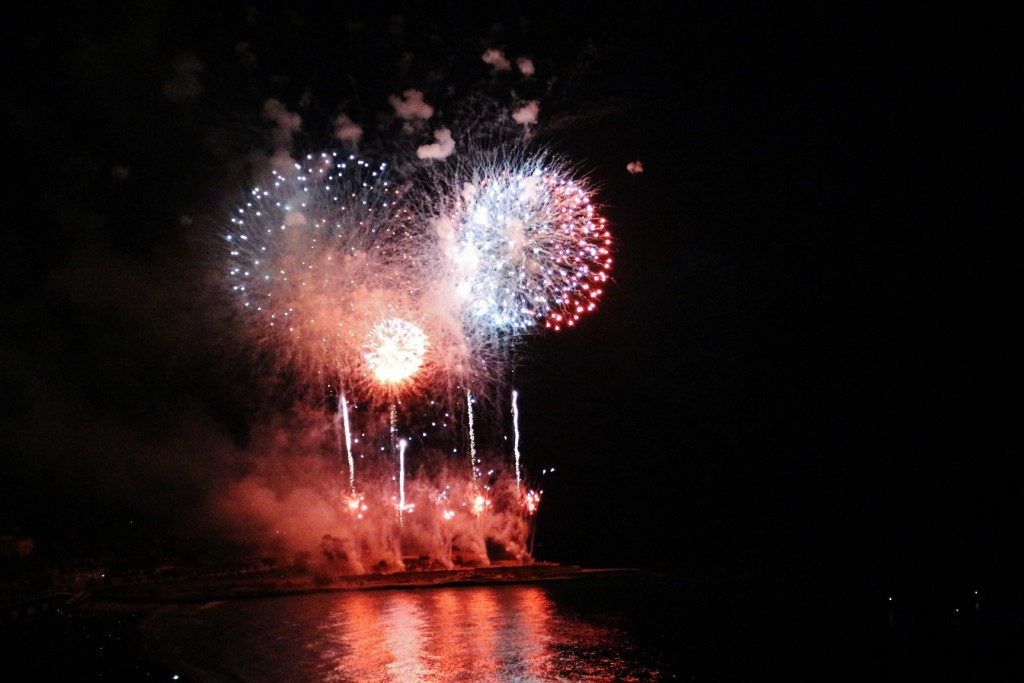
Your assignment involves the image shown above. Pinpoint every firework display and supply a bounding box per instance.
[226,152,421,391]
[430,154,612,335]
[224,144,611,573]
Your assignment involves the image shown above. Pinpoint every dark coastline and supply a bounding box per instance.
[2,563,647,682]
[83,562,644,605]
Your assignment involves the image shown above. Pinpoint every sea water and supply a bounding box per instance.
[140,568,1024,681]
[142,575,686,682]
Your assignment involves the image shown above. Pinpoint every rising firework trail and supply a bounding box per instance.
[512,389,522,489]
[338,393,355,496]
[398,438,408,526]
[467,389,479,488]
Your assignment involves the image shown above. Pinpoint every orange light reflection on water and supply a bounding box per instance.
[329,586,552,681]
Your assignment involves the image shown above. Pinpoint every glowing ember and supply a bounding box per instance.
[524,489,541,515]
[472,494,491,515]
[347,493,368,519]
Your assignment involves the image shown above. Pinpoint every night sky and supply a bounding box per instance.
[0,3,1015,590]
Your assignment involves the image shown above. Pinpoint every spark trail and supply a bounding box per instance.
[338,393,355,496]
[512,389,522,489]
[398,438,408,526]
[467,389,479,488]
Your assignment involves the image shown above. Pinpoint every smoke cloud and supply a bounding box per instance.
[333,113,364,145]
[262,98,302,148]
[482,48,512,72]
[416,128,456,160]
[389,89,434,121]
[512,100,540,126]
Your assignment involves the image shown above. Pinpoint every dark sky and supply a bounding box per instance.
[0,3,1015,581]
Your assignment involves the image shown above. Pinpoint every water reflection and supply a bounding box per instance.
[146,582,661,682]
[322,586,553,681]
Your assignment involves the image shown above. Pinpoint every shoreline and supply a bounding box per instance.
[82,562,647,606]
